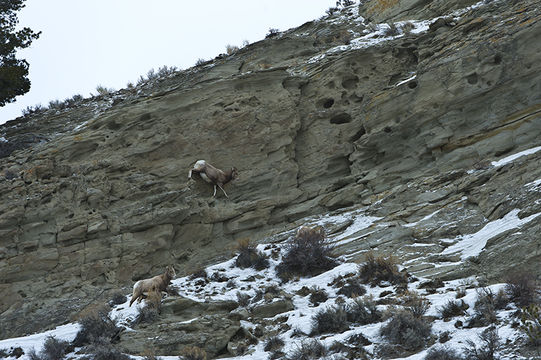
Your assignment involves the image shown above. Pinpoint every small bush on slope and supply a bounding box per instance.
[311,305,349,335]
[337,278,367,298]
[72,309,122,347]
[424,346,461,360]
[276,226,338,281]
[520,304,541,346]
[438,299,468,319]
[468,287,508,327]
[264,336,285,352]
[108,291,127,306]
[505,271,539,307]
[380,309,432,351]
[27,336,70,360]
[308,287,329,306]
[286,340,327,360]
[346,296,382,325]
[401,291,430,318]
[81,339,130,360]
[235,238,269,270]
[463,326,500,360]
[358,252,408,287]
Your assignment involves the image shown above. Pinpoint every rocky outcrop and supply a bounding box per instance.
[1,0,540,343]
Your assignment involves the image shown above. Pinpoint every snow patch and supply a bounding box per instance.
[441,209,541,260]
[491,145,541,167]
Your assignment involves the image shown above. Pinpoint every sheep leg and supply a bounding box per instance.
[188,169,193,179]
[218,184,229,198]
[213,184,217,197]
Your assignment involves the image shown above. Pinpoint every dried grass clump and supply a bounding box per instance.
[358,252,408,287]
[181,346,207,360]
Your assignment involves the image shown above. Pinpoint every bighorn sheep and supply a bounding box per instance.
[188,160,238,198]
[129,265,176,306]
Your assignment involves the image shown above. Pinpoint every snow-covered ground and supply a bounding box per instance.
[1,220,532,359]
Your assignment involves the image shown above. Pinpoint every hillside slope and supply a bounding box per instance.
[0,0,540,349]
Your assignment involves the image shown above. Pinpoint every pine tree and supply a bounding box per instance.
[0,0,40,107]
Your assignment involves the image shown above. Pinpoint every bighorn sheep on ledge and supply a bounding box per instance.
[129,265,176,306]
[188,160,238,198]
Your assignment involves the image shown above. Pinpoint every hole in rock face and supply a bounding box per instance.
[408,81,418,89]
[494,54,502,64]
[341,76,359,89]
[466,73,478,85]
[384,126,392,133]
[318,98,335,109]
[350,126,366,142]
[330,113,352,124]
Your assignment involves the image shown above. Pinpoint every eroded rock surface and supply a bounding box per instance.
[1,0,540,344]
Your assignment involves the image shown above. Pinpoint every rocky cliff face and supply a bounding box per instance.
[1,0,540,344]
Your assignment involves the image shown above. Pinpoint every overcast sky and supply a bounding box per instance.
[0,0,340,125]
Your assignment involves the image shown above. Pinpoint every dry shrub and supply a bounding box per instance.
[438,299,468,319]
[235,238,269,270]
[225,44,239,55]
[401,291,431,318]
[264,336,285,352]
[337,278,367,298]
[276,226,338,281]
[236,291,251,307]
[346,296,381,325]
[520,304,541,346]
[82,339,130,360]
[311,306,349,335]
[358,252,408,287]
[463,326,500,360]
[286,340,327,360]
[72,308,122,347]
[109,291,127,306]
[505,271,539,307]
[28,336,70,360]
[380,309,432,351]
[308,287,329,306]
[189,267,208,280]
[468,287,508,327]
[142,348,157,360]
[424,346,460,360]
[181,346,207,360]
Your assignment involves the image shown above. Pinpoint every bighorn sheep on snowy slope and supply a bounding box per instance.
[129,265,176,306]
[188,160,238,198]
